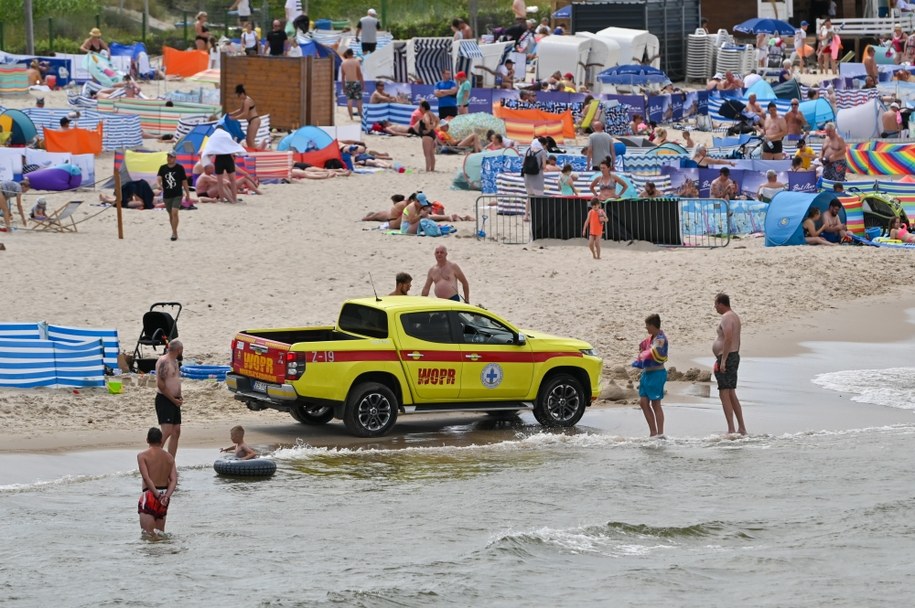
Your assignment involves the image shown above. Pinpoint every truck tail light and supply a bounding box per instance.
[230,339,238,369]
[285,352,307,380]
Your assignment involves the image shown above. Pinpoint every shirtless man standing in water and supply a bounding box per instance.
[137,427,177,535]
[713,293,747,436]
[155,340,183,456]
[421,246,470,303]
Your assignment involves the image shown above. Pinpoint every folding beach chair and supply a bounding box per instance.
[31,200,82,232]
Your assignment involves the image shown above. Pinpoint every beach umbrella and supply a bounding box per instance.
[597,64,670,86]
[187,69,220,84]
[552,5,571,19]
[446,112,506,140]
[733,18,796,36]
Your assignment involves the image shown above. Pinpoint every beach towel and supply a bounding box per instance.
[201,129,246,157]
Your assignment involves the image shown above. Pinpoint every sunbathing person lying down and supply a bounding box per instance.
[362,193,473,228]
[288,162,351,180]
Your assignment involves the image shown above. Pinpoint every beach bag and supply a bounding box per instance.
[419,218,442,236]
[522,150,540,176]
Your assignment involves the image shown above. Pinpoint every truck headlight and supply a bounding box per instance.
[580,348,598,357]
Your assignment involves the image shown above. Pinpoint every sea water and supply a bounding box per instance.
[3,339,915,606]
[2,422,914,607]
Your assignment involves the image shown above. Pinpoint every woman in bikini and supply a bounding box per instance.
[416,101,439,173]
[80,28,109,53]
[803,208,835,245]
[229,84,260,150]
[589,157,631,200]
[889,216,915,243]
[195,12,210,51]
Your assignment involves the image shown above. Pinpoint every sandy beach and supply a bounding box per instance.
[3,87,915,453]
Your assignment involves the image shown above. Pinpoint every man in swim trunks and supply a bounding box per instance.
[155,340,184,456]
[341,49,364,121]
[820,122,847,182]
[712,293,746,436]
[421,245,470,303]
[761,102,787,160]
[820,199,851,242]
[137,427,177,535]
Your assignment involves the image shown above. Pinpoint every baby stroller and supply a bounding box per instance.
[767,41,787,68]
[718,99,759,136]
[131,302,182,372]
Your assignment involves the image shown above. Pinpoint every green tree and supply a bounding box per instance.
[1,0,101,21]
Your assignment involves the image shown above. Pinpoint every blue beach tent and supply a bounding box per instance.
[277,125,335,152]
[174,122,215,155]
[799,98,835,129]
[746,79,776,100]
[764,191,843,246]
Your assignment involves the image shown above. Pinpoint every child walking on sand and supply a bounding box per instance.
[632,314,669,438]
[582,198,607,259]
[220,425,257,460]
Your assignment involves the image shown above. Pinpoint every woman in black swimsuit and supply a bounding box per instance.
[229,84,260,150]
[417,100,439,172]
[195,12,210,50]
[80,28,109,54]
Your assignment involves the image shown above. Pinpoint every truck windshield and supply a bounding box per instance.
[339,304,389,339]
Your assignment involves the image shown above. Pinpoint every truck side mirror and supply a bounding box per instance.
[515,333,526,345]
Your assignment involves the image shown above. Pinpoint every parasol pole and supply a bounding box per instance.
[114,154,124,239]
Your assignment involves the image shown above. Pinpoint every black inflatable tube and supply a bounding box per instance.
[213,458,277,477]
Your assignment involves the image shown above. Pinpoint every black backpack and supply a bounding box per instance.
[522,149,540,176]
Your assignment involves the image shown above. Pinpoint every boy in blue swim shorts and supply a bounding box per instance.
[632,313,669,438]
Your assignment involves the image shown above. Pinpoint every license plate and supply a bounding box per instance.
[252,381,269,393]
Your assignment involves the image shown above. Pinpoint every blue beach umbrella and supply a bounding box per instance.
[733,18,796,36]
[552,5,571,19]
[597,64,670,86]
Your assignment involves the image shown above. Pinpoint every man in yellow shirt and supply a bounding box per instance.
[794,138,815,169]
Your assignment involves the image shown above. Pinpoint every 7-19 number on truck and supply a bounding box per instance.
[311,351,335,363]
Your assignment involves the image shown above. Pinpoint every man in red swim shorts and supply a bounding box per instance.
[137,427,177,535]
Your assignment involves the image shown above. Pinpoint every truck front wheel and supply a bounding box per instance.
[290,404,334,425]
[534,373,586,427]
[344,382,399,437]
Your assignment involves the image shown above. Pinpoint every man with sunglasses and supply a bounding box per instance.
[784,99,808,137]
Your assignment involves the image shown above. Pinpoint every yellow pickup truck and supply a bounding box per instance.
[226,297,602,437]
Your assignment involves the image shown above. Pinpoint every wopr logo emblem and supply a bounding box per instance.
[480,363,503,389]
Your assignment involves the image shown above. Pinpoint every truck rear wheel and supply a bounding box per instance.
[534,373,586,427]
[290,404,334,425]
[343,382,398,437]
